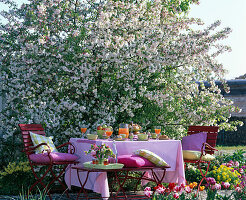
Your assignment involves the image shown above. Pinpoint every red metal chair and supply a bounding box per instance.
[19,124,79,199]
[183,126,219,191]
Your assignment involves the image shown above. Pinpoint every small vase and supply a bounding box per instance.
[98,158,104,164]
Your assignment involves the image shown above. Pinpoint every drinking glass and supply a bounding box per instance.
[105,127,113,137]
[118,123,129,138]
[154,126,161,134]
[81,127,87,138]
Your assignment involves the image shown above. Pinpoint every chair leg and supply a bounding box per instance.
[184,163,188,185]
[48,165,70,198]
[196,161,211,197]
[29,164,53,200]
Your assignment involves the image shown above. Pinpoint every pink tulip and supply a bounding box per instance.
[173,185,181,192]
[155,186,165,194]
[173,193,180,199]
[185,186,192,193]
[235,187,242,193]
[227,163,233,167]
[234,161,239,167]
[144,190,153,198]
[222,182,230,189]
[239,168,244,173]
[212,183,221,190]
[144,187,153,198]
[144,187,151,191]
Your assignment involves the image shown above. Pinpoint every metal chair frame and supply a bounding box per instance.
[184,125,219,194]
[19,124,79,199]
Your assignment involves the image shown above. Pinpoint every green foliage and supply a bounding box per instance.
[0,162,35,195]
[232,186,246,200]
[16,188,48,200]
[216,150,246,167]
[185,164,205,184]
[0,131,24,169]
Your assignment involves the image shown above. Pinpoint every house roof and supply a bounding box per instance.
[200,79,246,96]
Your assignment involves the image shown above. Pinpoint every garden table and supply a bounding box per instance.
[64,138,185,198]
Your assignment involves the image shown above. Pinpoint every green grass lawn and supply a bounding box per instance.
[216,145,246,151]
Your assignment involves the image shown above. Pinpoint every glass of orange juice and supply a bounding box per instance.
[154,126,161,134]
[118,123,129,138]
[105,127,113,137]
[81,127,87,138]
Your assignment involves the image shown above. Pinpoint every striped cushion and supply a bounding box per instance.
[30,132,58,154]
[134,149,168,167]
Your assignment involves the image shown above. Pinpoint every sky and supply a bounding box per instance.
[188,0,246,80]
[1,0,246,80]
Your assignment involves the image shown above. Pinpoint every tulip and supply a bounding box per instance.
[144,190,153,198]
[155,185,165,194]
[144,187,153,198]
[222,182,230,189]
[185,186,192,193]
[199,186,205,191]
[144,187,151,191]
[168,183,176,191]
[235,186,242,193]
[173,193,179,199]
[212,183,221,190]
[234,161,239,167]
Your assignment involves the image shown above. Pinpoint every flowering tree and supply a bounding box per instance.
[0,0,243,150]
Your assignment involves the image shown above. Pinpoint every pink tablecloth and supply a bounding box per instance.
[65,138,185,198]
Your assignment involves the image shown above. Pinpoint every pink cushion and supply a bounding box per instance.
[182,132,207,151]
[29,152,78,163]
[117,155,155,168]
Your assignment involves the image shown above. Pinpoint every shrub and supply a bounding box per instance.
[185,164,205,184]
[208,165,241,187]
[0,161,35,195]
[216,150,246,167]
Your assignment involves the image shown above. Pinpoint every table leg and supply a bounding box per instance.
[151,169,167,184]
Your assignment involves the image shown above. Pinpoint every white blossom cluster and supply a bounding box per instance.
[0,0,242,146]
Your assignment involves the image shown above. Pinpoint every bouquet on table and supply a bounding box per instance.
[85,144,116,164]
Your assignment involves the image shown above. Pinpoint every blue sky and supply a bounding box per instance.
[1,0,245,80]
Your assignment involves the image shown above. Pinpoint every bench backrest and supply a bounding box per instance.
[19,124,45,155]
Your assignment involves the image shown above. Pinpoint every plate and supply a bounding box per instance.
[83,161,124,169]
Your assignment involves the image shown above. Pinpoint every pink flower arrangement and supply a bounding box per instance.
[84,144,115,161]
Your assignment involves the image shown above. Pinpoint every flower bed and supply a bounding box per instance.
[144,150,246,199]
